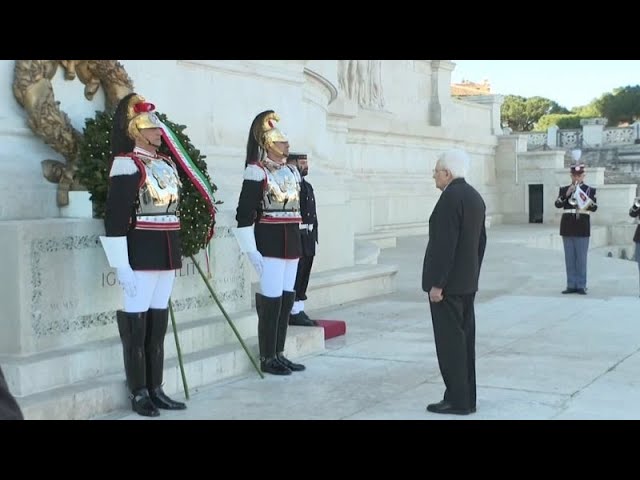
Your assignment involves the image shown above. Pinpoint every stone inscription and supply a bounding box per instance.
[101,260,197,288]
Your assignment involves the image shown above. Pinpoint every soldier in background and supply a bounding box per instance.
[628,194,640,295]
[554,150,598,295]
[287,153,319,327]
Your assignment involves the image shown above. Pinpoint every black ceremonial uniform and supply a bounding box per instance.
[235,162,302,259]
[554,183,598,237]
[299,179,318,256]
[629,201,640,242]
[104,146,183,270]
[294,178,318,302]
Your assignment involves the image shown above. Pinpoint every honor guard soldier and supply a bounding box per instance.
[233,110,306,375]
[100,93,214,416]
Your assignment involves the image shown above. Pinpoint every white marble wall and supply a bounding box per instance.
[496,136,563,224]
[589,184,637,227]
[1,59,501,224]
[1,59,503,357]
[328,60,498,237]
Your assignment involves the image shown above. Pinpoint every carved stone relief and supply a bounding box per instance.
[337,60,385,110]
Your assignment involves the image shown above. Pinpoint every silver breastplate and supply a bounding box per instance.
[260,164,301,223]
[137,157,181,215]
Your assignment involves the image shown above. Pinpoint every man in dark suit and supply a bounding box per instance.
[422,149,487,416]
[286,153,319,327]
[0,366,24,420]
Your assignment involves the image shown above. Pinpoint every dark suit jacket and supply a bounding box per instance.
[422,177,487,295]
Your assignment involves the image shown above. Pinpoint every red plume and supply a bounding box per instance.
[133,102,156,113]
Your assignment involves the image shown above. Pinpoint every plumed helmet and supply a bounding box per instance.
[126,94,162,142]
[251,110,288,155]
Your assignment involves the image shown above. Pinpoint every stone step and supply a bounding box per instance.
[590,244,637,260]
[8,259,397,419]
[6,259,397,398]
[356,222,429,250]
[616,154,640,161]
[354,239,381,265]
[356,218,494,251]
[19,325,324,420]
[305,264,397,312]
[3,311,258,397]
[356,232,397,249]
[374,221,428,236]
[251,263,397,311]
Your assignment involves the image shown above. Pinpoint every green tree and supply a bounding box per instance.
[501,95,569,131]
[596,85,640,125]
[572,102,601,118]
[536,114,583,131]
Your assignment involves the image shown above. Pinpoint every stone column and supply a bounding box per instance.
[547,125,559,148]
[580,117,607,148]
[428,60,441,126]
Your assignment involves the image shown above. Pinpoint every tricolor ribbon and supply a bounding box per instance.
[158,122,217,245]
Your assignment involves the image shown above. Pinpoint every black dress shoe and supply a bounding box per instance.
[426,400,475,415]
[562,288,578,294]
[289,313,316,327]
[149,387,187,410]
[575,288,587,295]
[299,311,319,326]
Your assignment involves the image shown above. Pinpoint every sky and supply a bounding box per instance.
[450,60,640,110]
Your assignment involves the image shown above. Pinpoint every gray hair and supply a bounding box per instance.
[437,149,470,178]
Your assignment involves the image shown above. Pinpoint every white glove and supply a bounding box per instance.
[116,265,137,297]
[233,226,264,276]
[99,236,130,267]
[247,251,264,276]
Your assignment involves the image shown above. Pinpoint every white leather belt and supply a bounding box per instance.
[565,209,590,215]
[300,224,314,231]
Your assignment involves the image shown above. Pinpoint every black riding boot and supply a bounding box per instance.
[116,311,159,417]
[276,291,305,372]
[145,308,186,410]
[255,293,291,375]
